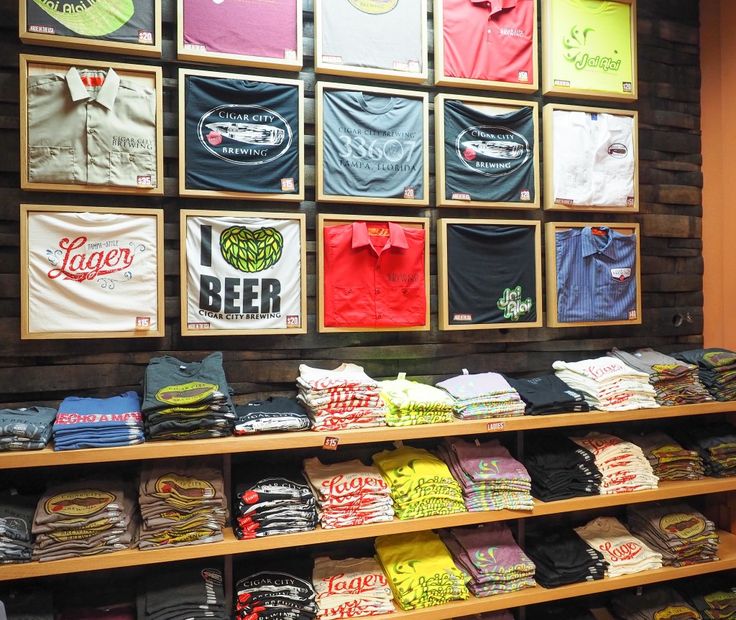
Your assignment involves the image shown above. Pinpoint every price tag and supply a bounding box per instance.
[135,316,152,330]
[323,436,339,451]
[137,175,153,187]
[486,422,505,432]
[138,30,154,45]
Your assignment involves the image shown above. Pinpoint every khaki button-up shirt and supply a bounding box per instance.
[27,67,157,188]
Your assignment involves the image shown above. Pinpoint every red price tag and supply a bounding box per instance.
[323,436,339,451]
[486,422,505,432]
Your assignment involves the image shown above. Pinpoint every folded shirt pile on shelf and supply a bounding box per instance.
[686,586,736,619]
[141,352,235,441]
[379,373,455,426]
[52,392,144,451]
[525,528,607,588]
[570,432,659,494]
[138,562,227,620]
[297,363,388,431]
[505,374,589,415]
[674,422,736,477]
[235,571,318,620]
[138,462,227,549]
[303,457,394,529]
[32,480,137,562]
[674,348,736,401]
[610,347,714,406]
[441,523,535,597]
[312,556,395,620]
[437,437,533,512]
[553,357,659,411]
[574,516,663,578]
[435,370,526,419]
[524,434,601,501]
[0,494,35,564]
[234,396,311,435]
[612,586,702,620]
[627,502,719,566]
[375,531,469,610]
[234,476,318,540]
[372,446,466,519]
[627,431,705,481]
[0,406,56,451]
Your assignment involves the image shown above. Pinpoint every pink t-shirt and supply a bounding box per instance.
[183,0,298,60]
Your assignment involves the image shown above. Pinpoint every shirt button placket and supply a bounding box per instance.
[86,105,100,184]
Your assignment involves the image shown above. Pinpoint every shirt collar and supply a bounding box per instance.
[581,227,619,259]
[351,222,409,251]
[65,66,120,111]
[470,0,518,15]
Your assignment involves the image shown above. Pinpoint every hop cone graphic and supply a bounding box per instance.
[220,226,284,273]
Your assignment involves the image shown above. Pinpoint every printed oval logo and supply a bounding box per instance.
[155,381,219,405]
[659,513,706,539]
[608,142,629,158]
[155,473,216,499]
[44,490,114,517]
[653,606,700,620]
[348,0,398,14]
[455,125,531,177]
[197,104,293,167]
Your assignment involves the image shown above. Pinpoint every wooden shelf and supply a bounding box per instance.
[2,402,734,470]
[4,478,734,582]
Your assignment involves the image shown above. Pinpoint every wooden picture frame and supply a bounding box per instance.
[542,0,638,101]
[435,94,540,209]
[19,54,164,196]
[20,204,165,340]
[437,219,542,331]
[19,0,162,57]
[316,82,430,207]
[177,0,303,71]
[178,68,305,202]
[433,0,538,93]
[543,103,639,212]
[317,214,431,333]
[314,0,428,84]
[180,210,307,337]
[545,221,642,328]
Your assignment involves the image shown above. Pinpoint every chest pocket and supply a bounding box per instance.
[109,150,156,188]
[28,146,78,184]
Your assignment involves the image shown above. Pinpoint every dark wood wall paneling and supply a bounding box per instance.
[0,0,704,406]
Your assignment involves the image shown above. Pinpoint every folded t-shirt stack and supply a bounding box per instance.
[234,476,318,539]
[373,446,466,519]
[138,562,227,619]
[610,347,714,406]
[525,528,607,588]
[524,434,601,501]
[0,406,56,451]
[627,431,705,481]
[674,422,736,477]
[32,480,137,562]
[612,586,702,620]
[375,531,469,610]
[687,587,736,619]
[553,357,659,411]
[571,432,659,494]
[312,556,395,619]
[435,370,525,419]
[505,374,589,415]
[138,462,227,549]
[379,373,455,426]
[627,502,719,566]
[297,363,387,431]
[574,516,663,578]
[0,494,35,563]
[674,348,736,401]
[235,571,318,620]
[52,392,144,451]
[303,458,394,529]
[234,396,311,435]
[141,352,235,441]
[438,438,533,512]
[441,524,535,597]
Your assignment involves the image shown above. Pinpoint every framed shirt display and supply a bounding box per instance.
[19,0,161,57]
[437,219,542,331]
[545,222,641,328]
[542,0,638,101]
[314,0,428,83]
[543,103,639,211]
[435,94,539,209]
[180,210,306,336]
[20,54,163,195]
[177,0,302,71]
[318,214,430,332]
[20,204,165,340]
[316,82,429,206]
[434,0,538,92]
[178,69,304,201]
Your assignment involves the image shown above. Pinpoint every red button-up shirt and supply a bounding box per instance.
[323,222,426,328]
[442,0,535,85]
